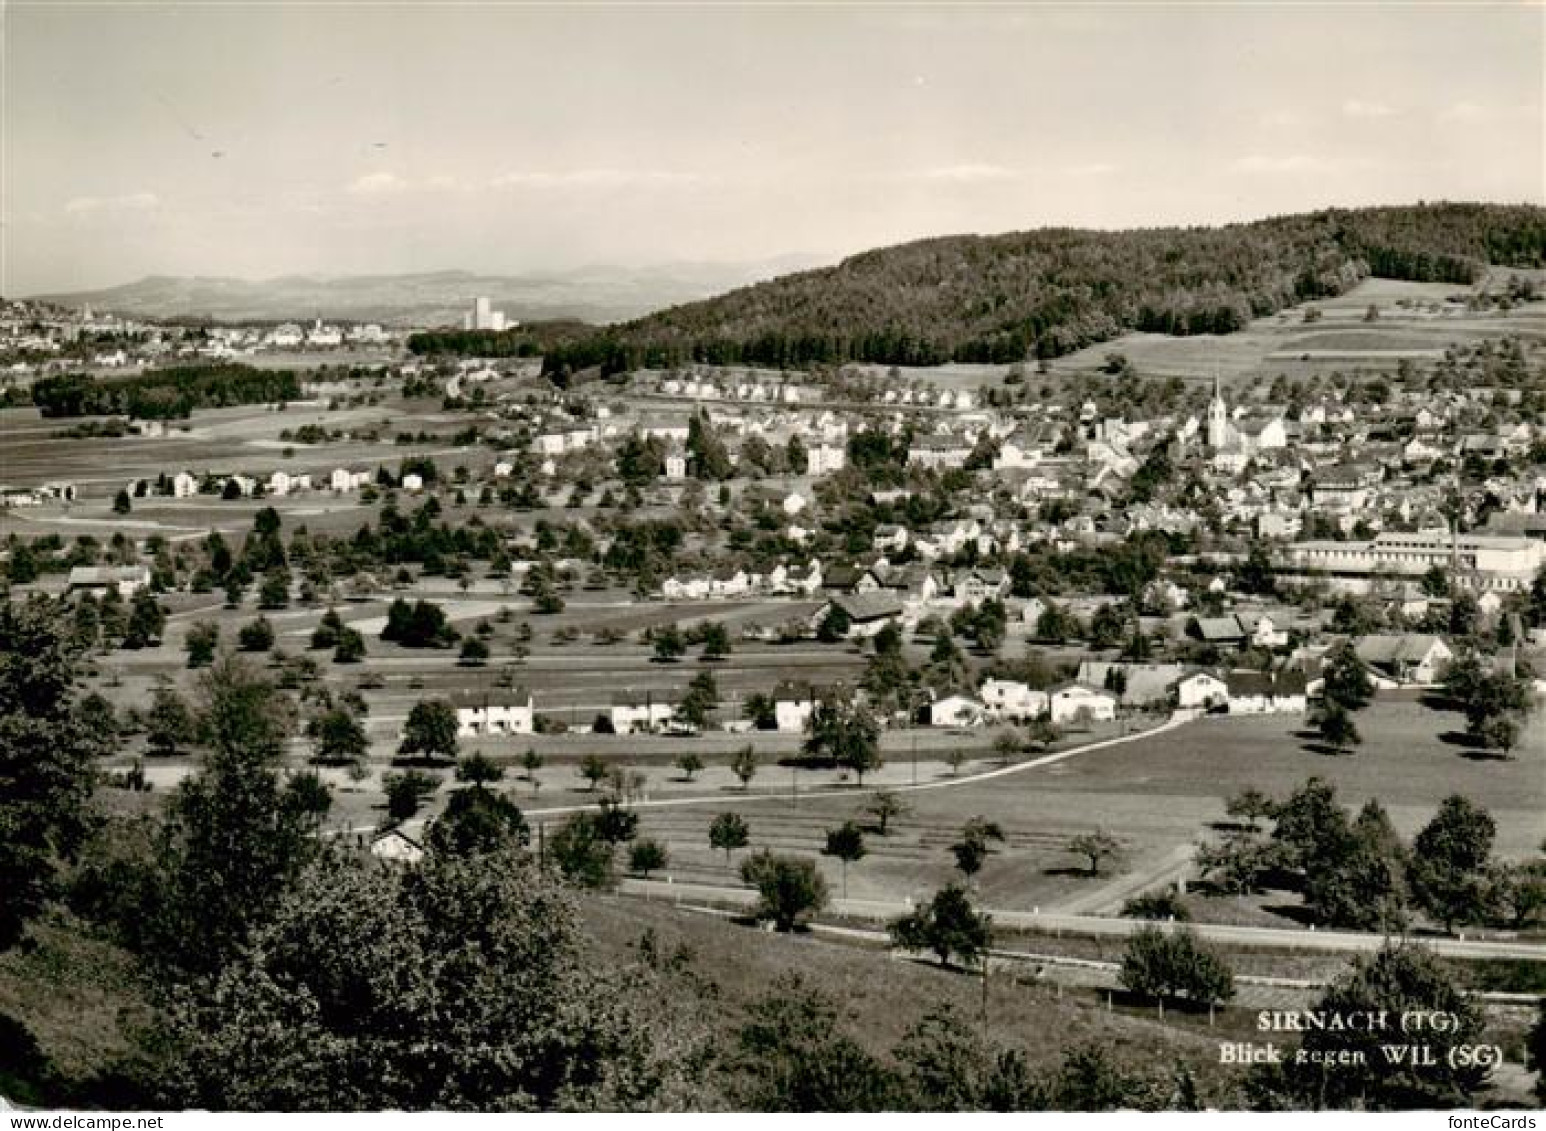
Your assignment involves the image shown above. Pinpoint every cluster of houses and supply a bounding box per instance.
[645,371,980,411]
[0,301,398,386]
[654,373,820,404]
[444,633,1465,742]
[444,664,1321,743]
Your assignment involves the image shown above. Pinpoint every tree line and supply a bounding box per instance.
[31,363,302,419]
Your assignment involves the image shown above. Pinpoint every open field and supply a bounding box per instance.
[1037,278,1546,390]
[421,695,1545,928]
[0,395,491,495]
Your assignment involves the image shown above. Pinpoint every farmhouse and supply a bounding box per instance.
[907,433,972,469]
[267,470,311,496]
[772,680,819,733]
[822,564,884,595]
[66,565,151,598]
[1250,615,1290,649]
[331,467,372,492]
[1225,670,1308,715]
[661,573,711,601]
[929,694,984,728]
[979,678,1049,721]
[806,442,846,476]
[1049,683,1118,725]
[814,593,904,638]
[1352,634,1453,685]
[610,689,679,735]
[454,687,535,737]
[1175,670,1230,710]
[1190,615,1250,649]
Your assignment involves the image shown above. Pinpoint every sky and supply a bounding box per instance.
[3,1,1543,295]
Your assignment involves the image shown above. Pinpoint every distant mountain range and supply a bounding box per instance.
[30,257,826,327]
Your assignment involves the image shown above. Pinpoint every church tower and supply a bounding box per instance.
[1206,370,1229,450]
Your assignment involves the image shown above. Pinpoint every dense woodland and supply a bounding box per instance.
[515,204,1546,378]
[31,364,302,420]
[405,319,593,360]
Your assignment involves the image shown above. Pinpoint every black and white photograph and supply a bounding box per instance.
[1,0,1544,1117]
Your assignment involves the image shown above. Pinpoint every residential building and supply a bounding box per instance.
[1049,683,1118,724]
[1224,670,1308,715]
[454,687,535,737]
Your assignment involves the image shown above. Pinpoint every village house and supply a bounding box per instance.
[1189,615,1251,650]
[1250,615,1290,649]
[772,681,818,733]
[331,467,372,492]
[929,693,984,728]
[267,470,312,497]
[660,573,711,601]
[66,564,152,599]
[1352,634,1454,685]
[610,689,679,735]
[822,564,884,595]
[1049,683,1119,725]
[1175,670,1230,710]
[1225,670,1309,715]
[907,433,972,470]
[454,687,536,737]
[807,442,847,476]
[954,567,1010,604]
[873,524,909,554]
[709,567,751,599]
[979,678,1049,721]
[814,593,904,638]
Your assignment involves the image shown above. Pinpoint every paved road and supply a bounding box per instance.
[623,878,1546,963]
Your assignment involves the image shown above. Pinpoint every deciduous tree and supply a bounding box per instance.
[398,699,459,762]
[709,811,750,863]
[888,884,993,969]
[740,851,828,932]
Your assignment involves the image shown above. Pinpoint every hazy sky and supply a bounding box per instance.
[4,2,1542,294]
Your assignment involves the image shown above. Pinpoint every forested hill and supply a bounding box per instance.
[540,203,1546,378]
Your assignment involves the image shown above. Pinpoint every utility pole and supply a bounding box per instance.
[911,711,918,786]
[980,955,989,1022]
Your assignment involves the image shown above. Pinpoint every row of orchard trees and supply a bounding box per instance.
[1199,776,1546,934]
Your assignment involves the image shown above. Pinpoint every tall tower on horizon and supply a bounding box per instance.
[1206,369,1229,450]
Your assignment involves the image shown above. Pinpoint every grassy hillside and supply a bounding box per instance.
[580,893,1240,1101]
[540,203,1546,376]
[0,918,156,1107]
